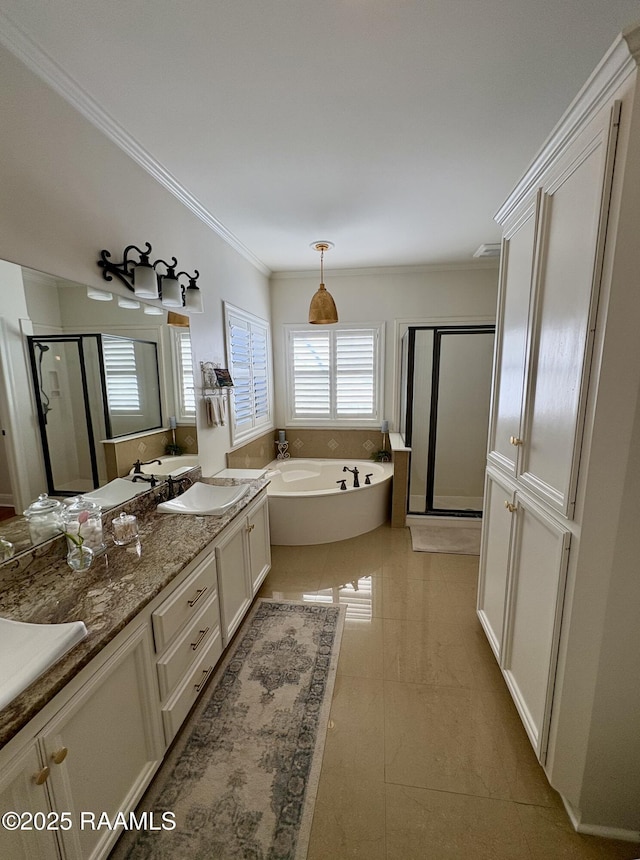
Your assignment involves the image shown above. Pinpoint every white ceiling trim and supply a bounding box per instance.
[271,259,500,280]
[0,11,271,278]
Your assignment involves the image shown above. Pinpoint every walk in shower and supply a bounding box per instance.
[28,334,162,495]
[401,325,495,517]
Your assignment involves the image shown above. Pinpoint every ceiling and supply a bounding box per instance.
[1,1,639,273]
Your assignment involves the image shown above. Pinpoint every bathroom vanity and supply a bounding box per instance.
[0,478,270,860]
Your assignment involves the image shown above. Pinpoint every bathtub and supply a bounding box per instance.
[266,458,393,545]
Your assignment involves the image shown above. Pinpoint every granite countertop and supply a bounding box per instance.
[0,475,269,750]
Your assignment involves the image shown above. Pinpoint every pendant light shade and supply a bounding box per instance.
[309,241,338,324]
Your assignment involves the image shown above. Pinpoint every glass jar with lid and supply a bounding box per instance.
[61,497,105,554]
[23,493,63,544]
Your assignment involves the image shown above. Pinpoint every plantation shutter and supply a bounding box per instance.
[292,330,331,417]
[288,325,381,423]
[102,337,141,412]
[225,304,272,444]
[176,330,196,417]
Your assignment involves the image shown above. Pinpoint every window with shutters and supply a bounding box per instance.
[170,328,196,421]
[224,303,273,445]
[102,336,141,413]
[285,323,384,426]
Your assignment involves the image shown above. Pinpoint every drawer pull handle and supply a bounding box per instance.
[246,523,255,532]
[51,747,68,765]
[504,501,517,513]
[187,587,208,608]
[191,627,210,651]
[509,435,523,446]
[33,766,50,785]
[194,666,214,693]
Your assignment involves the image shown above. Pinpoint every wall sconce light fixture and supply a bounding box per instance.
[97,242,204,313]
[308,241,338,324]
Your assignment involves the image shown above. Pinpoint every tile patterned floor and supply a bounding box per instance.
[258,524,639,860]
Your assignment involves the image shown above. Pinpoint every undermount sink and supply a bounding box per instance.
[156,482,249,516]
[0,616,88,710]
[81,478,149,507]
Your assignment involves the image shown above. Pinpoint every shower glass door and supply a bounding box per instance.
[404,325,495,517]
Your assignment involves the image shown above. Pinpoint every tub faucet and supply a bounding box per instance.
[343,466,360,488]
[132,458,162,474]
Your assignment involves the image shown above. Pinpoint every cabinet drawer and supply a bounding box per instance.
[161,631,222,746]
[156,594,220,700]
[152,552,217,652]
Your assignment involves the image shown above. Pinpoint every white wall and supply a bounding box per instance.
[0,42,271,495]
[270,265,499,429]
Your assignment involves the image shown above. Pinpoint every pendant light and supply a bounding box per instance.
[308,241,338,324]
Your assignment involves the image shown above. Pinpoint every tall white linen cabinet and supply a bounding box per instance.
[477,24,640,841]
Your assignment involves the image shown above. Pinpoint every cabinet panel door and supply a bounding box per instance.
[476,469,516,661]
[0,742,58,859]
[502,495,570,762]
[488,202,538,476]
[215,519,251,645]
[520,105,619,515]
[248,494,271,595]
[40,624,163,860]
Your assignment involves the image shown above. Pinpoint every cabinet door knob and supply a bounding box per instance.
[33,766,50,785]
[504,501,517,513]
[509,435,524,446]
[51,747,68,765]
[246,523,255,533]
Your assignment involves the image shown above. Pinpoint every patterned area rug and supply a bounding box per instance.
[410,524,481,555]
[111,599,345,860]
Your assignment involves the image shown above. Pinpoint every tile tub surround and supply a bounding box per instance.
[0,475,268,749]
[227,428,390,470]
[104,425,198,480]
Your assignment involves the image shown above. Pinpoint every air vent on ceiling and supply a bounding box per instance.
[473,243,501,258]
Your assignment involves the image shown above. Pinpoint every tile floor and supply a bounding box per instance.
[258,523,639,860]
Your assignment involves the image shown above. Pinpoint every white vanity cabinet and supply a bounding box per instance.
[215,491,271,646]
[0,742,59,859]
[0,621,164,860]
[152,547,223,747]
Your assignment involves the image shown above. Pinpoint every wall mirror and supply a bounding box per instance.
[403,325,495,517]
[0,258,195,555]
[28,334,162,496]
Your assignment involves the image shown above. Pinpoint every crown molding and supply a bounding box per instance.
[270,259,500,280]
[496,25,640,225]
[0,12,271,278]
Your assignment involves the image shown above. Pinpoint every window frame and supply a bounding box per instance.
[224,302,274,447]
[284,322,385,428]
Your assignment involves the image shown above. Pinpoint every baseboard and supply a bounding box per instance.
[0,494,14,507]
[406,514,482,529]
[561,794,640,844]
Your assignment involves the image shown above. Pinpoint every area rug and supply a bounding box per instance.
[410,524,481,555]
[111,599,345,860]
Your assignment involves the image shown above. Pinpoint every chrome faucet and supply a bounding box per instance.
[343,465,360,488]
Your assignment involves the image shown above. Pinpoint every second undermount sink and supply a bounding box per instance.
[156,482,249,516]
[0,616,88,710]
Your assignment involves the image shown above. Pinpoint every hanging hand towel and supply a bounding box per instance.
[205,396,216,427]
[219,394,227,426]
